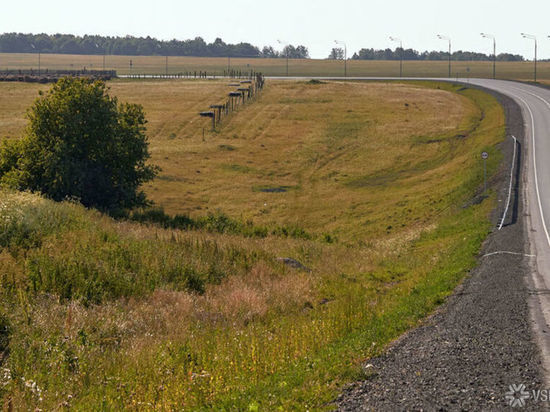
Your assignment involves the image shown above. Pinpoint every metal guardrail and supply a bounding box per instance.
[0,69,117,83]
[0,69,116,76]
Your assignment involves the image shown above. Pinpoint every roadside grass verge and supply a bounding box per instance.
[0,191,283,304]
[0,80,505,409]
[0,189,493,410]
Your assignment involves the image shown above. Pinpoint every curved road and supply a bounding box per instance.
[477,79,550,383]
[387,77,550,408]
[463,78,550,383]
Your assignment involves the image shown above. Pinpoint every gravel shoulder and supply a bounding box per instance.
[337,85,545,410]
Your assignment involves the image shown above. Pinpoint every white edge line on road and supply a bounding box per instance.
[507,91,550,250]
[498,135,517,230]
[482,251,536,258]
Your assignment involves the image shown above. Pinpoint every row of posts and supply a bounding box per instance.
[127,71,212,79]
[0,68,116,76]
[126,70,259,80]
[199,73,265,130]
[223,69,258,79]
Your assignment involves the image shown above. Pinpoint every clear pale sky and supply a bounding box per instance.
[2,0,550,59]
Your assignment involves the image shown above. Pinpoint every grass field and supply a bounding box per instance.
[0,79,505,409]
[0,52,548,80]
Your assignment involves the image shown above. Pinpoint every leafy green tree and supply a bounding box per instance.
[0,77,159,212]
[261,46,278,58]
[294,45,310,59]
[281,45,310,59]
[328,48,344,60]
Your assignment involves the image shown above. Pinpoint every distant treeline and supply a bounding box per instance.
[0,33,527,62]
[0,33,310,58]
[351,48,524,62]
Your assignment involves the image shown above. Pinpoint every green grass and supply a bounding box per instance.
[0,193,275,304]
[0,80,505,409]
[0,191,492,410]
[129,207,312,240]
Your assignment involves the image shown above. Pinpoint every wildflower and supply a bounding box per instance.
[1,368,11,386]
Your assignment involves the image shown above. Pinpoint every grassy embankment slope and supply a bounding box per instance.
[0,79,504,409]
[1,51,549,80]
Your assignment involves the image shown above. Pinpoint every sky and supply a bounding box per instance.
[2,0,550,59]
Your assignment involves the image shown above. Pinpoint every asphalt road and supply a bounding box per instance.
[468,78,550,389]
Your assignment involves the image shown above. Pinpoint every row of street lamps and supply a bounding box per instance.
[435,33,538,81]
[376,33,541,81]
[278,34,543,81]
[276,39,349,77]
[29,43,107,74]
[276,39,348,77]
[24,34,547,80]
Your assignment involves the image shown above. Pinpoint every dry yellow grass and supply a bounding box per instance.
[0,79,479,243]
[0,78,506,409]
[0,82,49,138]
[0,52,548,80]
[0,79,492,245]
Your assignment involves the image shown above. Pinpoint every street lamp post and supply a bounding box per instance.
[30,44,40,75]
[480,33,496,79]
[157,44,168,76]
[334,40,347,77]
[389,36,403,77]
[277,39,289,76]
[522,33,537,82]
[95,43,106,72]
[437,34,451,78]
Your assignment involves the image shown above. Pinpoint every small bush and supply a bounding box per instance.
[0,77,159,212]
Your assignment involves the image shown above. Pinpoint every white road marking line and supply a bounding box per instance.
[510,86,550,110]
[498,135,517,230]
[482,251,536,258]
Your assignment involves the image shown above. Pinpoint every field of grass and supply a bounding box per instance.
[1,52,548,80]
[0,78,505,409]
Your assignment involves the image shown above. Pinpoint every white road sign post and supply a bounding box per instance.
[481,151,489,193]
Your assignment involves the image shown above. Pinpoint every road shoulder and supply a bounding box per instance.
[337,84,545,410]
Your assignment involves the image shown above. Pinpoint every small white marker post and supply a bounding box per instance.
[481,151,489,193]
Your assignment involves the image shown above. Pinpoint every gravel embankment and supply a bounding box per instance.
[337,87,545,411]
